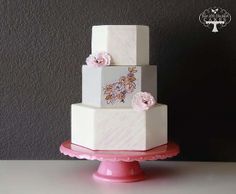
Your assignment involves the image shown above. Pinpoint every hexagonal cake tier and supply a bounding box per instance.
[92,25,149,65]
[71,103,167,151]
[82,65,157,107]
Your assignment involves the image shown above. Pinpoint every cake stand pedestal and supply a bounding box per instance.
[60,140,179,183]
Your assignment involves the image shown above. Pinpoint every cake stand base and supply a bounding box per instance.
[60,140,179,183]
[93,161,145,183]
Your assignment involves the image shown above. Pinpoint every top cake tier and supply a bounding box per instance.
[92,25,149,66]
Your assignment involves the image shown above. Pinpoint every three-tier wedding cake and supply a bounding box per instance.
[71,25,167,151]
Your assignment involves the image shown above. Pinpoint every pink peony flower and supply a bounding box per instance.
[86,52,111,67]
[131,92,156,111]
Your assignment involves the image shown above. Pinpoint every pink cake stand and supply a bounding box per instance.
[60,140,179,183]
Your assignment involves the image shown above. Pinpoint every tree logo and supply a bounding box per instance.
[199,7,231,33]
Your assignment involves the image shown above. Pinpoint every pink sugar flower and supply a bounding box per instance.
[132,92,156,111]
[86,52,111,67]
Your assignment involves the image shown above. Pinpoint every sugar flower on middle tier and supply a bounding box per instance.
[132,92,156,111]
[86,52,111,67]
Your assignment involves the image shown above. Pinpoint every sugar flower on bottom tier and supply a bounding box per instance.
[86,52,111,67]
[131,92,156,111]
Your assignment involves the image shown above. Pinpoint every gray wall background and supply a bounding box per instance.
[0,0,235,160]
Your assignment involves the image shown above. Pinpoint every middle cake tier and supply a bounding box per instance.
[82,65,157,107]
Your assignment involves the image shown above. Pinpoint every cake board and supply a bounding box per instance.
[60,140,180,183]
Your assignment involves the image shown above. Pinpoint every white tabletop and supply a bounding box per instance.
[0,160,235,194]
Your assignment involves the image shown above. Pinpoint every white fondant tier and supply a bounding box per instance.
[92,25,149,65]
[82,65,157,107]
[71,103,167,151]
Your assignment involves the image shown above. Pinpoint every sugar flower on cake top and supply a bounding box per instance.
[86,52,111,67]
[132,92,156,111]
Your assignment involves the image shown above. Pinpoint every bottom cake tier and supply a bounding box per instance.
[71,103,168,151]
